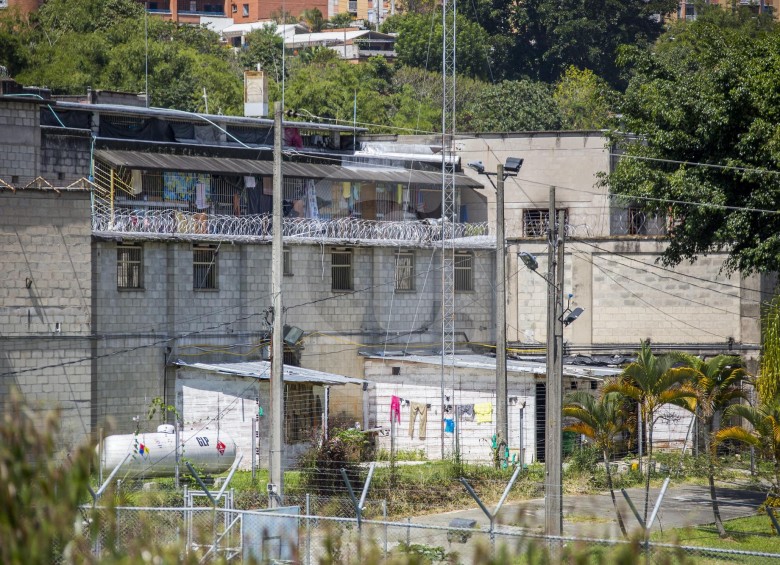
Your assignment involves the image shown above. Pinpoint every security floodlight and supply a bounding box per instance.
[518,252,539,271]
[563,307,584,327]
[283,325,304,346]
[467,160,485,174]
[504,157,524,174]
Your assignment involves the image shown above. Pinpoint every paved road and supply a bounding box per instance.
[413,484,766,539]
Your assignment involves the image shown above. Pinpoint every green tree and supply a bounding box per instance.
[605,343,695,524]
[563,390,630,537]
[280,55,393,127]
[759,297,780,405]
[462,79,562,132]
[14,3,243,113]
[16,31,110,92]
[329,12,354,28]
[717,397,780,494]
[678,354,747,537]
[239,25,285,82]
[606,15,780,275]
[269,9,297,24]
[300,7,326,32]
[392,11,493,80]
[509,0,676,86]
[33,0,143,37]
[554,66,615,130]
[0,10,32,77]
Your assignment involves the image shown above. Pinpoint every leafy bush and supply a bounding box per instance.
[298,427,369,495]
[567,445,600,474]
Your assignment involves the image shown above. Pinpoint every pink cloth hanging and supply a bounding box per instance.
[390,395,401,424]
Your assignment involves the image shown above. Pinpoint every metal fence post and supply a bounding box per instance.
[383,499,388,558]
[406,517,411,547]
[306,493,312,565]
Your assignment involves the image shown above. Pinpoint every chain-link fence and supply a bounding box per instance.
[83,505,780,564]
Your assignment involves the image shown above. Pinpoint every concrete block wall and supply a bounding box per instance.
[510,240,753,356]
[0,99,40,181]
[91,240,497,434]
[0,190,93,448]
[0,337,92,446]
[41,129,93,183]
[455,132,612,240]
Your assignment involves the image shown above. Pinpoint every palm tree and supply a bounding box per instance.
[678,354,747,537]
[604,342,696,524]
[564,390,630,537]
[717,398,780,496]
[300,8,326,32]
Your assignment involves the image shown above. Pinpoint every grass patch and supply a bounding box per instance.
[652,514,780,562]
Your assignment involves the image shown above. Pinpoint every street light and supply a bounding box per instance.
[469,157,523,456]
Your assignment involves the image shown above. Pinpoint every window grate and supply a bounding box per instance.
[117,244,143,290]
[331,249,353,291]
[193,244,218,290]
[283,248,293,276]
[395,251,415,291]
[523,209,568,237]
[454,252,473,291]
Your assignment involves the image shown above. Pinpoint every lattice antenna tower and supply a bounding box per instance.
[440,0,457,458]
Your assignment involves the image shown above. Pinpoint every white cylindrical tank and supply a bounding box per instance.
[99,426,236,478]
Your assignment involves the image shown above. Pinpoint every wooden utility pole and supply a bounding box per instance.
[269,101,284,506]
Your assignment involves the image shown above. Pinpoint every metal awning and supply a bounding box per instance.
[174,360,366,385]
[94,149,483,188]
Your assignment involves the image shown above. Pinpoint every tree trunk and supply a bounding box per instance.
[644,413,653,525]
[604,448,628,537]
[705,421,727,537]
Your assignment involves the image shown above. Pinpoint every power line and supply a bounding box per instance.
[608,152,780,177]
[572,240,772,301]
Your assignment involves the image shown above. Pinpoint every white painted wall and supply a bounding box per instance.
[175,370,326,470]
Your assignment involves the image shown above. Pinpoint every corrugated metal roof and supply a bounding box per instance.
[287,30,395,47]
[175,360,366,385]
[364,354,622,379]
[94,149,483,188]
[55,101,363,133]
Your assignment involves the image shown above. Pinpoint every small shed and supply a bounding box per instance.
[363,354,621,465]
[174,360,365,470]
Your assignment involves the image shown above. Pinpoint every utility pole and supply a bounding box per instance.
[495,163,508,447]
[545,186,563,538]
[269,101,284,507]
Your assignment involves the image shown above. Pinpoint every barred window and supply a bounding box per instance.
[628,207,646,235]
[283,247,293,276]
[285,383,320,443]
[117,244,143,290]
[331,248,353,291]
[523,209,568,237]
[193,244,218,290]
[454,252,473,291]
[395,251,415,291]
